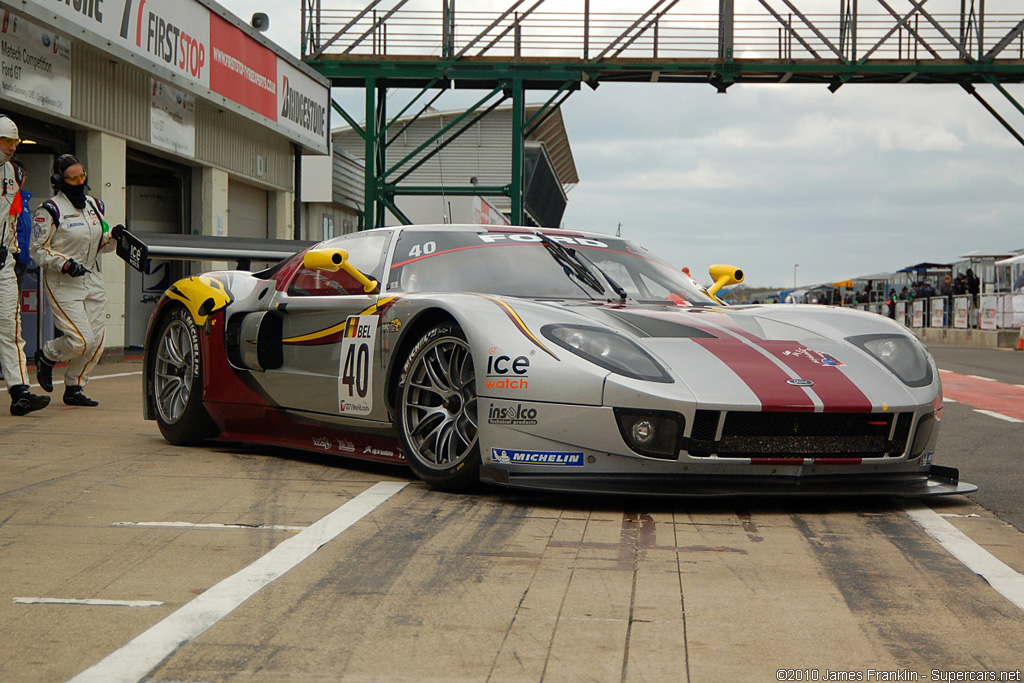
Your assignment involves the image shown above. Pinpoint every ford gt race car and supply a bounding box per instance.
[131,224,975,497]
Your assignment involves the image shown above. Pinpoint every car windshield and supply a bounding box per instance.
[387,229,721,306]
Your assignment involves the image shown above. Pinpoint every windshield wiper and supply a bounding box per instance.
[574,249,629,303]
[536,233,606,296]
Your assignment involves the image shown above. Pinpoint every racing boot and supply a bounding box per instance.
[10,384,50,416]
[34,349,54,393]
[63,386,98,407]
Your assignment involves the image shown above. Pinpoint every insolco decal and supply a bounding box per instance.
[118,0,207,80]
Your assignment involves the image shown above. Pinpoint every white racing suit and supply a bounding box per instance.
[0,159,31,389]
[30,192,114,389]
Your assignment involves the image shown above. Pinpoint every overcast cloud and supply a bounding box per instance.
[218,0,1024,287]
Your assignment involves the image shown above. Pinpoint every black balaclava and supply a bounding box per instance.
[53,154,88,209]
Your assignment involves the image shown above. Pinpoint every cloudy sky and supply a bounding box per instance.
[217,0,1024,288]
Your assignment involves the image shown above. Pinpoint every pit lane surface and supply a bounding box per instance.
[1,354,1023,683]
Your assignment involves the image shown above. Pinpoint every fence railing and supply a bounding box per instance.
[856,294,1024,330]
[304,7,1024,63]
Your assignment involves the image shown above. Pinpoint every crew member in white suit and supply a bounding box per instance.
[31,153,120,407]
[0,114,49,416]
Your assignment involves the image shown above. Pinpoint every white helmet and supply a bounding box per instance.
[0,115,18,141]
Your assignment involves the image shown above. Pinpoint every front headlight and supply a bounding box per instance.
[847,333,933,387]
[541,324,672,383]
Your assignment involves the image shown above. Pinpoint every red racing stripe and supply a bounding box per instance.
[686,311,871,412]
[693,337,816,412]
[747,340,872,412]
[749,457,863,465]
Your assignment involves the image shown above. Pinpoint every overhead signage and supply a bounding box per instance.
[150,78,195,156]
[11,0,329,152]
[276,58,329,151]
[209,14,276,120]
[0,11,71,115]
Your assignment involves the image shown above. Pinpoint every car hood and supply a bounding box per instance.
[537,301,932,411]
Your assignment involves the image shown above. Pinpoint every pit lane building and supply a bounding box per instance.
[0,0,330,350]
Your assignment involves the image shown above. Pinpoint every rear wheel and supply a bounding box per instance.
[396,322,480,491]
[151,307,218,445]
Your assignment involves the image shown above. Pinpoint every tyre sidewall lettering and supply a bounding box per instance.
[169,307,202,382]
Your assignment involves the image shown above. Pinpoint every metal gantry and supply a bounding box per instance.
[302,1,1024,229]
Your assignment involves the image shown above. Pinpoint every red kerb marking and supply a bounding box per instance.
[940,370,1024,421]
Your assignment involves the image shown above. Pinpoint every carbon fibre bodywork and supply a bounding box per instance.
[138,224,975,497]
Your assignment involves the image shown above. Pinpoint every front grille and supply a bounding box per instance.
[682,411,911,459]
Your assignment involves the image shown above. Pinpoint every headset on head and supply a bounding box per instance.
[50,153,80,189]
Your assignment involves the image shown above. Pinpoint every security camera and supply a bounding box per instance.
[251,13,269,32]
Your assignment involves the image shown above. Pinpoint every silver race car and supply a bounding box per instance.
[135,224,974,497]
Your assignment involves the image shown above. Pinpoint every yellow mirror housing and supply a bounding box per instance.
[303,249,378,293]
[707,264,744,296]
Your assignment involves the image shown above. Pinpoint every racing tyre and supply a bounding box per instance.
[151,306,218,445]
[397,322,480,491]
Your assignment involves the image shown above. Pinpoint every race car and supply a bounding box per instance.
[133,224,975,497]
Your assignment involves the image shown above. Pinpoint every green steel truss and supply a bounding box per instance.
[302,1,1024,229]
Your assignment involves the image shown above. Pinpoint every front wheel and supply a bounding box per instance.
[151,306,218,445]
[396,322,480,491]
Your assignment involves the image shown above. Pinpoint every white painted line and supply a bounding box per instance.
[968,374,997,382]
[15,598,162,608]
[68,481,407,683]
[0,370,142,394]
[944,398,958,404]
[903,503,1024,612]
[113,521,307,531]
[973,409,1024,424]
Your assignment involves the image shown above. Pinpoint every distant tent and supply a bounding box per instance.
[897,262,951,274]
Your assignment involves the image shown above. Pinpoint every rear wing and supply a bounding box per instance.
[115,229,316,272]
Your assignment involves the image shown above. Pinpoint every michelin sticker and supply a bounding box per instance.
[338,315,377,414]
[491,449,585,467]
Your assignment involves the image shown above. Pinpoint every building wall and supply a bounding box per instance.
[69,42,294,191]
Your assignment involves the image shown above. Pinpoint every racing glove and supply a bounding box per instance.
[62,259,88,277]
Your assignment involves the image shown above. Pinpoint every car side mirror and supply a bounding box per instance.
[303,248,379,294]
[707,264,744,296]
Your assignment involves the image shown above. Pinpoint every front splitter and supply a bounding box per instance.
[479,465,976,498]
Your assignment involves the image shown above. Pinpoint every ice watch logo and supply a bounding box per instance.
[485,352,530,390]
[119,0,206,78]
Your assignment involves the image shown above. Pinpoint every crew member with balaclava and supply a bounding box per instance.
[0,114,49,415]
[31,154,118,407]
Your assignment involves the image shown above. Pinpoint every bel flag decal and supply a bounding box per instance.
[490,449,585,467]
[338,316,376,415]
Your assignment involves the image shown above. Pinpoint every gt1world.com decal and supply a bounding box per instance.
[490,449,584,467]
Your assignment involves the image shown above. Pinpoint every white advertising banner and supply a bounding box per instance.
[895,300,907,327]
[979,295,998,330]
[276,58,329,152]
[953,295,969,329]
[0,11,70,115]
[911,300,925,328]
[150,78,195,156]
[929,297,945,328]
[15,0,329,152]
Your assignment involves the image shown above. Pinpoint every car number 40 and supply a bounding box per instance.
[338,315,377,414]
[408,241,436,258]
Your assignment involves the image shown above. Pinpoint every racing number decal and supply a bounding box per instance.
[338,315,377,414]
[407,241,436,258]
